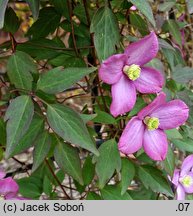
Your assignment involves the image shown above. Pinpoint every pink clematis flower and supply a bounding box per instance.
[0,170,25,200]
[171,155,193,200]
[99,32,164,117]
[118,92,189,161]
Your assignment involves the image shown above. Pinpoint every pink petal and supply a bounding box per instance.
[150,100,189,130]
[181,172,193,193]
[143,129,168,161]
[0,170,6,179]
[110,75,137,117]
[172,169,180,187]
[0,177,18,196]
[176,185,186,200]
[181,155,193,176]
[99,54,127,85]
[124,32,159,66]
[118,117,144,154]
[134,67,164,93]
[138,92,166,120]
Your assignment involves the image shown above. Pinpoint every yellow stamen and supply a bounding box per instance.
[180,175,193,187]
[144,116,159,130]
[123,64,141,81]
[0,195,5,200]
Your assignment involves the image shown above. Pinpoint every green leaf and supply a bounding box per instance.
[95,139,121,188]
[93,110,116,124]
[0,118,6,146]
[17,38,63,60]
[54,141,83,185]
[163,145,175,176]
[50,0,69,19]
[129,186,157,200]
[0,0,9,29]
[172,139,193,153]
[4,96,34,158]
[47,103,99,155]
[165,129,182,140]
[3,7,20,34]
[128,97,146,117]
[86,192,102,200]
[90,6,120,62]
[11,115,44,156]
[17,177,42,199]
[37,67,96,94]
[138,165,173,197]
[121,158,135,195]
[186,0,193,14]
[82,155,95,185]
[32,131,51,172]
[27,7,61,39]
[172,65,193,84]
[7,51,37,90]
[43,175,52,196]
[130,0,156,27]
[129,13,148,36]
[80,114,97,124]
[163,20,182,47]
[101,185,132,200]
[158,1,175,12]
[26,0,40,19]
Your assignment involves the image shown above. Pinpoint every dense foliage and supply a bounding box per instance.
[0,0,193,200]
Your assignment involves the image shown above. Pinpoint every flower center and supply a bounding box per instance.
[180,175,193,188]
[123,64,141,81]
[144,116,160,130]
[0,195,5,200]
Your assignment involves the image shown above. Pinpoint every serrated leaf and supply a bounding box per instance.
[82,155,95,185]
[47,103,98,155]
[138,165,173,197]
[121,158,135,195]
[37,67,96,94]
[26,0,40,19]
[32,131,51,172]
[0,0,8,29]
[90,6,120,62]
[11,115,44,156]
[54,141,83,185]
[163,145,175,176]
[95,139,121,188]
[27,7,61,39]
[4,96,34,158]
[172,65,193,84]
[130,0,155,27]
[101,185,132,200]
[7,51,37,90]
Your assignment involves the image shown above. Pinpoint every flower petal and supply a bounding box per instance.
[138,92,166,120]
[118,117,144,154]
[124,32,159,66]
[181,155,193,176]
[99,54,127,84]
[150,100,189,130]
[0,170,6,179]
[0,177,18,196]
[181,172,193,193]
[172,169,180,187]
[143,129,168,161]
[134,67,164,93]
[110,75,137,117]
[176,185,186,200]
